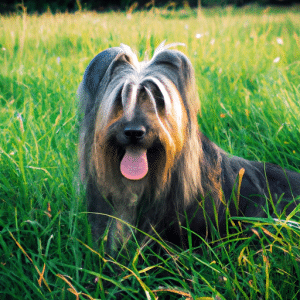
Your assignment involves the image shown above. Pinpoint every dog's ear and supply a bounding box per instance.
[82,47,124,98]
[151,49,182,69]
[150,49,200,120]
[150,49,194,81]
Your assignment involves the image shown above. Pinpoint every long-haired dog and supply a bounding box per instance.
[78,42,300,254]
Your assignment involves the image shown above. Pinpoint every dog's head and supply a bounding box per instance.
[78,42,201,196]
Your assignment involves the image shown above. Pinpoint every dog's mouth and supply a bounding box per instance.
[120,147,148,180]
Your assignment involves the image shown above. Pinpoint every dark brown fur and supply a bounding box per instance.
[78,43,300,254]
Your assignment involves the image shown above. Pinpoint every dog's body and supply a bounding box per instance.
[78,43,300,253]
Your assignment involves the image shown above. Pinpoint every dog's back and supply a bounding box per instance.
[219,149,300,222]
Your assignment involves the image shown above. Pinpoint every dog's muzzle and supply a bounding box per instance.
[124,125,146,142]
[120,125,148,181]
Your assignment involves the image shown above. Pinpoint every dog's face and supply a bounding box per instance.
[99,83,167,180]
[79,43,200,196]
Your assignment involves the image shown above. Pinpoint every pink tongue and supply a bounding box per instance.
[120,148,148,180]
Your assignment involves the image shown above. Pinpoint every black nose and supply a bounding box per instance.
[124,125,146,140]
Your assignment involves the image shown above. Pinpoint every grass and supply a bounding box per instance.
[0,5,300,299]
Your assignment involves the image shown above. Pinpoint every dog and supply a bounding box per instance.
[78,42,300,254]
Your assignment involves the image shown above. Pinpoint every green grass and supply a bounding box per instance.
[1,5,300,299]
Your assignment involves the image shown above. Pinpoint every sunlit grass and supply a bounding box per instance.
[0,6,300,299]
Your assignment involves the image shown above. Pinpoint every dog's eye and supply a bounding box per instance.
[152,85,165,111]
[154,94,165,111]
[114,89,123,110]
[143,83,165,112]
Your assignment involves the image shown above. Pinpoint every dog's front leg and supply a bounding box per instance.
[86,182,114,243]
[107,206,137,256]
[107,193,139,256]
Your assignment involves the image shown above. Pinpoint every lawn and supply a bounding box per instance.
[1,5,300,299]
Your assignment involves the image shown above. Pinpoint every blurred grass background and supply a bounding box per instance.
[0,5,300,299]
